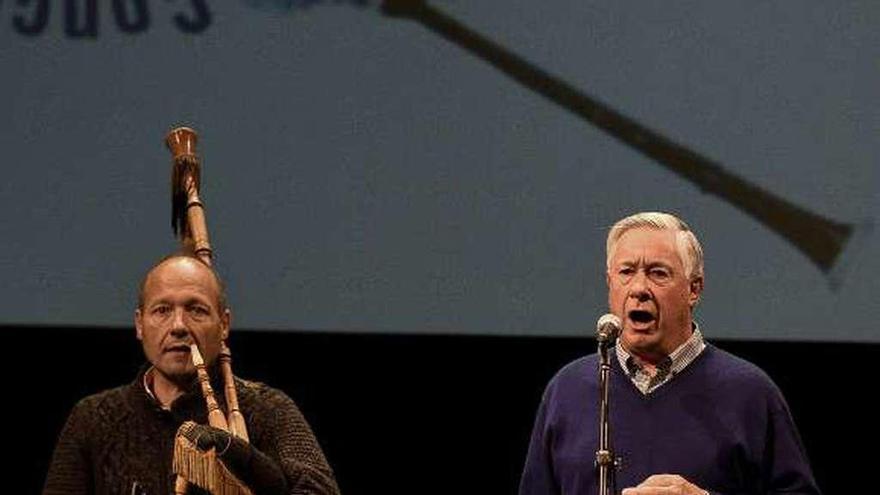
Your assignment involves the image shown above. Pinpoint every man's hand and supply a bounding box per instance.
[621,474,709,495]
[181,422,233,453]
[178,421,288,495]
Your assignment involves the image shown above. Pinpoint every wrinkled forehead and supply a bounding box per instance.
[609,228,684,268]
[142,258,222,303]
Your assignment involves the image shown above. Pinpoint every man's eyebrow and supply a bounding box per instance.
[185,297,214,307]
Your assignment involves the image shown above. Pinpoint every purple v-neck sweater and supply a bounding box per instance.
[520,344,820,495]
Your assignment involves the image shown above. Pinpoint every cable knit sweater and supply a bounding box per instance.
[43,366,340,495]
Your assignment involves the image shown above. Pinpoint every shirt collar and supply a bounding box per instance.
[142,366,171,410]
[615,322,706,394]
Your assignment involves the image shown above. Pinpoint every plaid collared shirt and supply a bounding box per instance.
[615,324,706,395]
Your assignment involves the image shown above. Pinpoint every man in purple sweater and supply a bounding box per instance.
[519,212,820,495]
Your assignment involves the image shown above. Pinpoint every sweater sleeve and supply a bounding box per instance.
[705,389,822,495]
[763,391,822,495]
[42,400,93,495]
[519,387,560,495]
[259,389,341,495]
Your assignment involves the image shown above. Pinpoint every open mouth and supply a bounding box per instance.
[164,344,192,353]
[628,310,656,325]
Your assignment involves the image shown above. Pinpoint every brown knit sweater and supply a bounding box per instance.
[43,366,340,495]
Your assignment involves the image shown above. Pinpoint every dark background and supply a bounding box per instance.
[15,326,873,494]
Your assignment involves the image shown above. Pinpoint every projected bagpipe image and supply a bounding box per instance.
[381,0,860,278]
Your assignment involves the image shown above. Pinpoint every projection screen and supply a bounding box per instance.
[1,1,877,341]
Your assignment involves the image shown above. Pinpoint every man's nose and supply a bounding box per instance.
[628,270,651,301]
[169,308,188,336]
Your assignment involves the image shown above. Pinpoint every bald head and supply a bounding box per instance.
[134,254,231,393]
[137,255,227,311]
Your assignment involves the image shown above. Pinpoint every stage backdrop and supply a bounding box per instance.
[2,1,877,341]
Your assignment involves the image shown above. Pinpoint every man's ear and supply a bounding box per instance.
[220,308,231,341]
[605,271,613,310]
[135,309,144,341]
[689,276,704,307]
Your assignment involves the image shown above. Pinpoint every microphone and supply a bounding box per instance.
[596,314,621,345]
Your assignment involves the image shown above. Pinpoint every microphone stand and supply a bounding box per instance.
[596,334,618,495]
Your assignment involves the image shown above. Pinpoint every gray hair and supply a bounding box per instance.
[606,212,704,280]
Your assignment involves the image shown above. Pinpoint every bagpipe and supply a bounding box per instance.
[165,127,252,495]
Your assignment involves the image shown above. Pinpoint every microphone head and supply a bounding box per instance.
[596,313,621,343]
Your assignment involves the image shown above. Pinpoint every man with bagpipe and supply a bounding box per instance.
[43,128,340,495]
